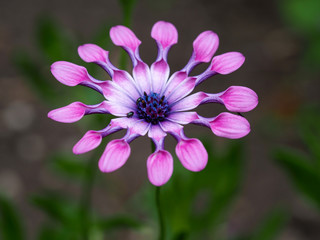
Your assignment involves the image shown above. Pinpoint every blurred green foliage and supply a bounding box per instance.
[275,107,320,210]
[49,153,88,181]
[119,0,137,27]
[280,0,320,36]
[31,193,142,240]
[0,195,25,240]
[163,142,244,239]
[13,15,79,104]
[279,0,320,70]
[13,50,56,102]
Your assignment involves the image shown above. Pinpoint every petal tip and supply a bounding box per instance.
[220,86,259,112]
[98,139,131,173]
[175,138,208,172]
[73,131,102,155]
[147,150,173,186]
[51,61,88,86]
[110,25,141,51]
[210,112,251,139]
[78,44,108,63]
[151,21,178,49]
[47,102,86,123]
[211,52,245,75]
[193,30,219,63]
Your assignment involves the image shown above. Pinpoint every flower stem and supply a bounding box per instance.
[151,140,165,239]
[156,186,165,240]
[119,0,137,69]
[79,150,100,240]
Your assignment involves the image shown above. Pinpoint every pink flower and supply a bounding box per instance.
[48,21,258,186]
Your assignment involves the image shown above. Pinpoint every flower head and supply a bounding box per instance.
[48,21,258,186]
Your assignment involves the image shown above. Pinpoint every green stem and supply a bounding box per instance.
[79,150,100,240]
[150,140,165,239]
[151,140,156,152]
[156,187,165,240]
[119,0,137,69]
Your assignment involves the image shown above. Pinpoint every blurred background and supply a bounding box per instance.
[1,0,320,239]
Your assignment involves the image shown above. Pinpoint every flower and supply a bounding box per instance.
[48,21,258,186]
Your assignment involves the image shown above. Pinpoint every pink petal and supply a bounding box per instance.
[210,52,245,75]
[48,102,86,123]
[100,80,135,107]
[148,125,167,142]
[129,120,150,136]
[167,77,196,104]
[219,86,258,112]
[162,71,187,96]
[175,138,208,172]
[159,121,183,136]
[109,25,141,52]
[171,92,208,112]
[151,60,169,93]
[99,139,131,172]
[151,21,178,49]
[147,150,173,186]
[103,101,134,117]
[111,117,137,129]
[133,61,151,94]
[210,112,250,139]
[73,130,102,154]
[51,61,89,86]
[193,31,219,63]
[167,112,199,124]
[112,70,141,99]
[78,44,108,63]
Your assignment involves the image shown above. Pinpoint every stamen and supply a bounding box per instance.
[136,92,170,125]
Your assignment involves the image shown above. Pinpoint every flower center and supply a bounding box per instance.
[136,92,170,125]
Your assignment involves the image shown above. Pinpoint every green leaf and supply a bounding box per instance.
[31,193,78,225]
[95,215,142,231]
[298,108,320,162]
[0,195,25,240]
[37,225,60,240]
[35,16,76,62]
[304,36,320,69]
[279,0,320,35]
[172,231,189,240]
[192,142,244,234]
[37,224,80,240]
[274,148,320,209]
[50,154,87,180]
[161,141,244,239]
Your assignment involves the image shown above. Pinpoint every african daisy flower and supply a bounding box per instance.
[48,21,258,186]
